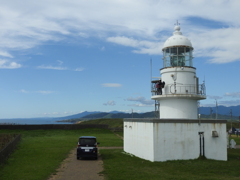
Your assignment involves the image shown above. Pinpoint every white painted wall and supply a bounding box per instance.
[151,67,205,119]
[161,67,196,95]
[160,99,198,119]
[124,121,154,161]
[124,119,227,162]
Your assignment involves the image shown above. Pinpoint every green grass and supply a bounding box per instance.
[81,118,123,129]
[0,128,122,180]
[2,128,240,180]
[115,131,123,138]
[229,134,240,145]
[101,149,240,180]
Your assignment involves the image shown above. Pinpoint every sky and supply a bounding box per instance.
[0,0,240,118]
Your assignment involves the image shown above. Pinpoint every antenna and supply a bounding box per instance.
[215,99,218,119]
[150,58,152,91]
[175,20,180,26]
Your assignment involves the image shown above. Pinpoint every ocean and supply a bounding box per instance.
[0,118,73,125]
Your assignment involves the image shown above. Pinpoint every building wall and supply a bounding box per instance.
[124,121,154,161]
[161,67,196,95]
[160,99,198,119]
[124,119,227,162]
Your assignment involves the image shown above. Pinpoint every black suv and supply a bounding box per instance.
[77,136,99,160]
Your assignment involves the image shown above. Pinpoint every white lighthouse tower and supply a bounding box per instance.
[124,23,227,162]
[152,23,206,119]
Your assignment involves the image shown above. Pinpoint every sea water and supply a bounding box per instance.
[0,118,73,125]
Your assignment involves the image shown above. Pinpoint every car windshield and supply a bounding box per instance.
[79,138,96,145]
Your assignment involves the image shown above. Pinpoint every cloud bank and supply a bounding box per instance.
[0,0,240,65]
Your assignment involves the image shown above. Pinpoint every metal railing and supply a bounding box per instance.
[151,82,206,96]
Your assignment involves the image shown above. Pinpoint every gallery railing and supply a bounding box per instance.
[151,82,206,96]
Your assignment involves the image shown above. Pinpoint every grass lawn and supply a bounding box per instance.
[229,135,240,145]
[1,128,240,180]
[101,149,240,180]
[0,128,122,180]
[81,118,123,129]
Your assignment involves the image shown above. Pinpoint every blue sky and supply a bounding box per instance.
[0,0,240,118]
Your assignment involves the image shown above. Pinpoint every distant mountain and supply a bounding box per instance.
[199,105,240,117]
[54,111,101,120]
[1,105,239,122]
[79,111,157,119]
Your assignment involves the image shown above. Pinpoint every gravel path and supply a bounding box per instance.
[48,147,123,180]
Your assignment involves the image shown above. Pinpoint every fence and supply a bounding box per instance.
[0,134,21,164]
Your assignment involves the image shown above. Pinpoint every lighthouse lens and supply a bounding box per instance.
[163,47,193,68]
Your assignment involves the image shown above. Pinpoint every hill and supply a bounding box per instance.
[54,111,101,120]
[199,105,240,117]
[82,111,157,119]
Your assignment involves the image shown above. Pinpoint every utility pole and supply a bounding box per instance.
[215,99,218,120]
[230,109,232,130]
[210,107,213,119]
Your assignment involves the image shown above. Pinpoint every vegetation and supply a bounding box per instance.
[80,118,123,129]
[201,114,239,121]
[82,111,156,119]
[227,121,240,130]
[0,134,18,150]
[0,129,122,180]
[58,111,157,123]
[1,120,240,180]
[101,148,240,180]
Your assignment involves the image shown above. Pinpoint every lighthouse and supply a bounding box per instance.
[151,23,206,119]
[124,23,227,162]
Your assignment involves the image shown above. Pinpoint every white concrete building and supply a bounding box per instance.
[124,23,227,162]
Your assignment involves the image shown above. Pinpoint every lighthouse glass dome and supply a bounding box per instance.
[162,25,193,68]
[162,46,193,67]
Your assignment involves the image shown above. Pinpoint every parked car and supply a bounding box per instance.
[77,136,99,160]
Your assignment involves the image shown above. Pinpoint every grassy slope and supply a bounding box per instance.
[80,118,123,129]
[101,149,240,180]
[0,128,122,180]
[1,120,240,180]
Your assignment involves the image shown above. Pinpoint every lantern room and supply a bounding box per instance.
[162,25,193,68]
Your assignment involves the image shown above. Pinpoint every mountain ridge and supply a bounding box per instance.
[0,105,239,121]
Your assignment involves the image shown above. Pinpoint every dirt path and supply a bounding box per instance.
[48,147,123,180]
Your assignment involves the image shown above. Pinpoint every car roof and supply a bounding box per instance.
[79,136,96,139]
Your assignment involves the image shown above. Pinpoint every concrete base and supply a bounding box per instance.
[124,119,227,162]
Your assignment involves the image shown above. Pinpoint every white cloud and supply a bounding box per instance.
[189,27,240,63]
[207,95,223,100]
[0,59,22,69]
[102,83,122,87]
[225,92,240,98]
[75,67,84,71]
[37,65,68,70]
[0,51,13,58]
[20,89,29,93]
[218,100,240,107]
[100,46,105,51]
[0,1,240,63]
[107,36,162,55]
[57,60,63,65]
[127,96,154,107]
[103,100,116,106]
[36,90,54,94]
[20,89,54,94]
